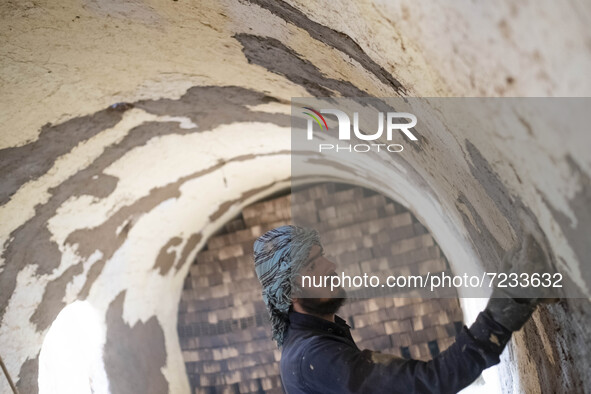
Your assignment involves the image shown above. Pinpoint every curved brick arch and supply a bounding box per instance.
[178,183,469,393]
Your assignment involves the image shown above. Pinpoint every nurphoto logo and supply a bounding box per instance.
[303,107,418,153]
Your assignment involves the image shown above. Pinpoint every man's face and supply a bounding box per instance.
[293,244,347,315]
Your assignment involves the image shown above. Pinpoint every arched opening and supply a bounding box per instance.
[177,183,497,393]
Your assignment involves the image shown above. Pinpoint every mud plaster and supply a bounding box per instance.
[461,140,561,276]
[174,233,202,273]
[209,179,290,222]
[455,192,504,273]
[64,152,289,322]
[134,86,291,130]
[235,34,369,97]
[29,264,85,332]
[1,85,290,329]
[15,354,39,394]
[0,108,125,206]
[154,236,183,275]
[22,120,206,331]
[245,0,406,94]
[0,3,588,394]
[464,140,522,235]
[543,155,591,295]
[104,291,168,394]
[516,301,590,393]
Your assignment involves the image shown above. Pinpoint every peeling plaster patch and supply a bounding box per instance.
[1,109,186,298]
[500,299,591,393]
[30,264,85,331]
[69,150,289,303]
[154,237,183,275]
[134,86,290,130]
[209,181,285,222]
[2,85,291,327]
[116,218,134,237]
[515,303,585,393]
[245,0,406,94]
[0,264,46,394]
[104,292,168,394]
[235,34,368,97]
[464,140,519,238]
[16,354,39,394]
[544,155,591,295]
[0,108,161,241]
[83,164,291,337]
[462,140,564,276]
[64,250,103,303]
[226,0,395,98]
[77,260,108,301]
[0,108,126,206]
[67,180,187,300]
[99,123,288,208]
[511,329,542,394]
[455,192,504,273]
[556,299,591,390]
[0,208,64,324]
[456,199,478,230]
[175,233,202,272]
[2,85,286,243]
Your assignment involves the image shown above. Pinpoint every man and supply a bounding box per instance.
[253,225,554,394]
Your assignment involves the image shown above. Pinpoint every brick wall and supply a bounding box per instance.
[178,183,464,393]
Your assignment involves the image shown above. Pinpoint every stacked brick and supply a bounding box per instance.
[177,183,465,393]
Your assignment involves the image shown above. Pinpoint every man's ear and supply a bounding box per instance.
[291,275,303,297]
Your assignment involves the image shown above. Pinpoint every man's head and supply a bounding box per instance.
[291,244,346,316]
[253,225,345,346]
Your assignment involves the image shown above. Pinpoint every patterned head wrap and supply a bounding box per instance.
[253,225,321,347]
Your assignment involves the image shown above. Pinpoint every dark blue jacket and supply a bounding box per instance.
[280,310,512,394]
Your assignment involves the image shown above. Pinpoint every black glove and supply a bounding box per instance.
[486,290,537,332]
[485,231,558,332]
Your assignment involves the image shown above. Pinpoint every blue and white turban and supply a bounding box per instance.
[253,225,320,347]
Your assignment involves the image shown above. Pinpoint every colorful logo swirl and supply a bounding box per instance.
[303,107,328,130]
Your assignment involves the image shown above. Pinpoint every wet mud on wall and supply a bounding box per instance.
[1,1,591,393]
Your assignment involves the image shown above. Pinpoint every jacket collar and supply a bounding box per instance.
[288,310,351,337]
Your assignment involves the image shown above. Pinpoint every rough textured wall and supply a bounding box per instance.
[1,0,590,393]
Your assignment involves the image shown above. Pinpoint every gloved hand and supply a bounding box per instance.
[485,231,558,332]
